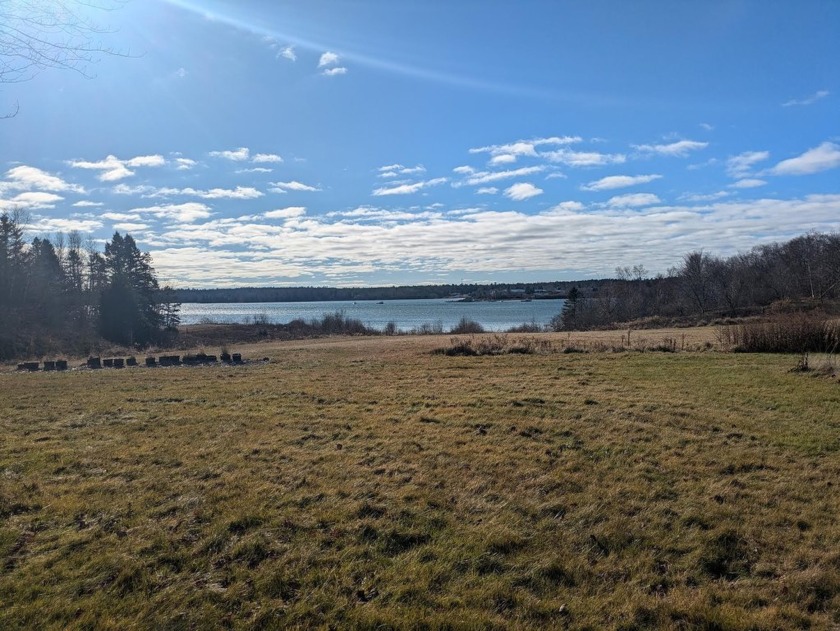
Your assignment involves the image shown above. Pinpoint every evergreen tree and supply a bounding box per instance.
[26,237,65,329]
[99,232,163,345]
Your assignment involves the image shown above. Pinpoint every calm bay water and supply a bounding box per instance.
[179,298,566,332]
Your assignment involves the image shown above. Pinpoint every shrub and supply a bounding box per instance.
[450,317,485,334]
[507,320,544,333]
[721,313,840,353]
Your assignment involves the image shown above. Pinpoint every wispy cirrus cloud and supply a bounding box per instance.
[373,177,447,196]
[460,166,546,187]
[175,158,198,170]
[264,37,297,62]
[729,179,767,189]
[769,142,840,175]
[378,164,426,179]
[581,174,662,191]
[111,184,264,200]
[469,136,581,164]
[633,140,708,157]
[782,90,829,107]
[726,151,770,178]
[270,180,322,193]
[543,149,626,167]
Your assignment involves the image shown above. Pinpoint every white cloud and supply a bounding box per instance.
[633,140,708,157]
[378,164,426,178]
[490,154,517,166]
[322,67,347,76]
[2,165,85,194]
[606,193,661,207]
[461,166,545,186]
[679,191,730,202]
[209,147,250,161]
[476,187,498,195]
[68,154,165,181]
[470,136,581,160]
[236,167,273,174]
[175,158,198,170]
[264,206,306,219]
[28,217,103,233]
[102,212,137,221]
[185,186,263,200]
[769,142,840,175]
[453,166,475,175]
[504,182,543,201]
[113,222,150,232]
[373,177,447,196]
[270,180,321,193]
[127,155,166,168]
[72,200,103,207]
[253,153,283,164]
[117,185,264,200]
[782,90,829,107]
[319,52,340,67]
[700,123,714,131]
[130,202,213,223]
[0,191,64,211]
[543,149,626,167]
[581,174,662,191]
[279,46,296,62]
[141,194,840,287]
[726,151,770,178]
[729,179,767,189]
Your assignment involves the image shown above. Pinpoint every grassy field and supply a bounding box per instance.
[1,332,839,629]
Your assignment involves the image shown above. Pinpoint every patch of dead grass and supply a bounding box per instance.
[0,333,838,629]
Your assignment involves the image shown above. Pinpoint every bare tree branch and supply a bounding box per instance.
[1,0,129,115]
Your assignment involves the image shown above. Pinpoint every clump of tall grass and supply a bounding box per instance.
[435,334,552,356]
[719,313,840,353]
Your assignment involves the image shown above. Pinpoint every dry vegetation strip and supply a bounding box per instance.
[1,335,839,629]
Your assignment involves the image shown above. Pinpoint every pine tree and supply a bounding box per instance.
[99,233,163,345]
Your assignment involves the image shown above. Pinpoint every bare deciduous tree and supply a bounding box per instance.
[1,0,127,116]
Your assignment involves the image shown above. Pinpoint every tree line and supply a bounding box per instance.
[555,231,840,330]
[0,211,178,359]
[175,283,569,304]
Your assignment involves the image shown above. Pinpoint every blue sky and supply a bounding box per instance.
[1,0,838,287]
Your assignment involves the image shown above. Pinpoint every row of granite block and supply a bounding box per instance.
[17,360,69,371]
[16,352,244,371]
[86,352,243,369]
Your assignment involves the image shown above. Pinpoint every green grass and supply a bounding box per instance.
[1,336,839,629]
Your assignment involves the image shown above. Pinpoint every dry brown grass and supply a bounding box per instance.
[1,332,839,629]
